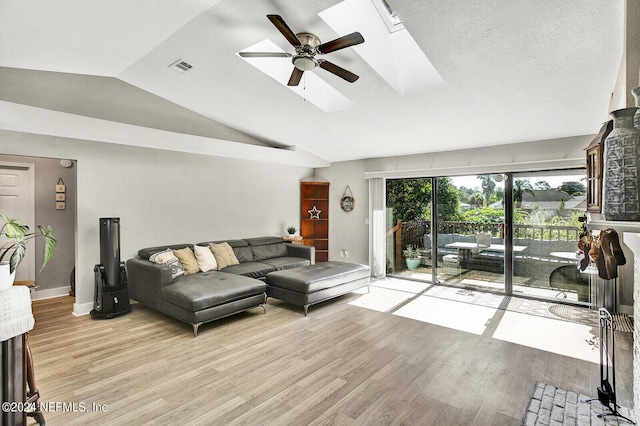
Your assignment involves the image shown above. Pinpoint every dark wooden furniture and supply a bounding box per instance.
[586,120,612,213]
[300,181,329,262]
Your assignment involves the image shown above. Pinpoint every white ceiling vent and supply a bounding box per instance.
[168,59,193,74]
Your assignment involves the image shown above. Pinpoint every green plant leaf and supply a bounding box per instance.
[38,225,57,272]
[5,218,29,238]
[9,237,26,274]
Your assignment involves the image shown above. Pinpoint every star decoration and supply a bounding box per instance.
[308,206,321,219]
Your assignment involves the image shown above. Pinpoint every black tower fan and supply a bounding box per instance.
[90,217,131,318]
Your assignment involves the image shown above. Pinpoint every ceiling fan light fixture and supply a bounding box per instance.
[293,56,317,71]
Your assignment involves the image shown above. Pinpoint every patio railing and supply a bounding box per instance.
[390,220,580,271]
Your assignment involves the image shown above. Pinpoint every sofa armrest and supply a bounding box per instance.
[126,258,174,307]
[286,244,315,265]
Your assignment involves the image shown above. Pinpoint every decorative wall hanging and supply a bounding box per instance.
[340,186,355,212]
[308,206,321,219]
[56,178,66,210]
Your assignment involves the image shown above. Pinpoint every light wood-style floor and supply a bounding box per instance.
[27,288,633,425]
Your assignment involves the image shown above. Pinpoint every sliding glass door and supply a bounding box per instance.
[385,169,588,305]
[434,175,506,293]
[511,171,590,304]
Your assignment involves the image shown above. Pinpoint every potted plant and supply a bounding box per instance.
[0,209,57,290]
[403,245,421,270]
[286,226,297,236]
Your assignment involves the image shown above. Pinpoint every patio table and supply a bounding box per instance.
[444,242,527,269]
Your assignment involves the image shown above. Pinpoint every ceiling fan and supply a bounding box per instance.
[239,14,364,86]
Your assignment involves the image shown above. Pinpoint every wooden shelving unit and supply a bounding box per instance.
[300,181,329,262]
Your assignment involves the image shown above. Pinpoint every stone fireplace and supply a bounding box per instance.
[623,231,640,421]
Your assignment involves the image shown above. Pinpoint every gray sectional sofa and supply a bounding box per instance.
[126,236,315,336]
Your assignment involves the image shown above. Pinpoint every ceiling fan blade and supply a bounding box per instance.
[318,60,359,83]
[287,67,304,86]
[238,52,292,58]
[267,15,301,47]
[317,32,364,54]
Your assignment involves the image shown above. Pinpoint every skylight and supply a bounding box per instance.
[236,39,354,113]
[319,0,445,95]
[371,0,404,33]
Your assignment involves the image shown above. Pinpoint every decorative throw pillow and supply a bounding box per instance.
[149,249,185,280]
[193,244,218,272]
[209,242,240,270]
[172,247,200,275]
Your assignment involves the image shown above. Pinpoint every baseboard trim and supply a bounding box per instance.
[32,286,70,301]
[73,301,93,317]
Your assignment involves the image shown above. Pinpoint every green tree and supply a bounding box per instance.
[491,187,504,204]
[386,178,431,222]
[558,181,586,196]
[535,181,551,190]
[435,177,462,222]
[386,177,462,223]
[513,179,534,208]
[469,192,485,208]
[457,186,476,205]
[478,175,496,207]
[462,206,505,224]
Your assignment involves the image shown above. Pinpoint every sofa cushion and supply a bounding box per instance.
[261,257,311,270]
[173,247,200,275]
[149,248,186,280]
[210,242,240,269]
[220,262,277,279]
[245,236,288,261]
[193,244,218,272]
[200,239,253,263]
[252,243,288,261]
[162,271,266,311]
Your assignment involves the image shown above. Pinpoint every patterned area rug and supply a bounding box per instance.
[547,305,634,333]
[547,304,599,328]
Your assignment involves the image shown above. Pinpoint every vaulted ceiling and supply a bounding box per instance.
[0,0,624,166]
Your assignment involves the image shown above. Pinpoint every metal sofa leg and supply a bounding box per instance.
[192,322,203,337]
[260,303,266,314]
[303,304,309,316]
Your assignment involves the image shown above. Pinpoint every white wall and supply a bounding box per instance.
[315,161,370,265]
[0,130,312,315]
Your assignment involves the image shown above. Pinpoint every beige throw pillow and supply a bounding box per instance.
[209,242,239,270]
[193,244,218,272]
[173,247,200,275]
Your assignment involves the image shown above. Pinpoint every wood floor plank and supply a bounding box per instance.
[24,293,634,425]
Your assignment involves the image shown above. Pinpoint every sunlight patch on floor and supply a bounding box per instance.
[372,277,431,294]
[492,311,599,363]
[348,286,415,312]
[459,278,504,290]
[393,296,498,335]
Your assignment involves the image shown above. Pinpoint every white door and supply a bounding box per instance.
[0,165,35,281]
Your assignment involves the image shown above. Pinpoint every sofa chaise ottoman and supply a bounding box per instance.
[265,261,371,315]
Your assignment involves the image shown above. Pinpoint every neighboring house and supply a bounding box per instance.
[520,190,586,217]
